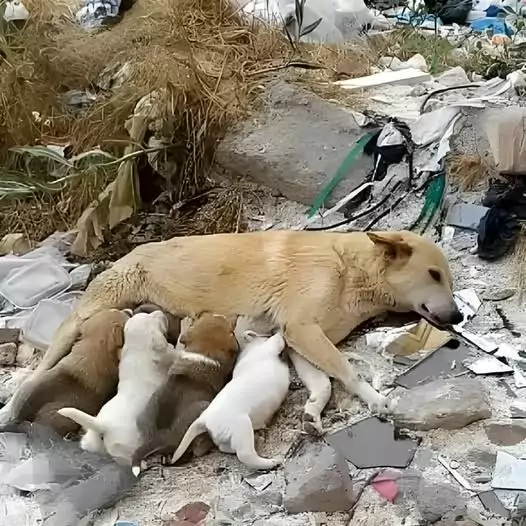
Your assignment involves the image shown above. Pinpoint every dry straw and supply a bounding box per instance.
[0,0,376,242]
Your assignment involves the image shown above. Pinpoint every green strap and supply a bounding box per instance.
[307,132,374,219]
[410,171,446,233]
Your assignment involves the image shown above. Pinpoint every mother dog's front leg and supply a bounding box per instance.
[289,351,332,436]
[284,323,390,414]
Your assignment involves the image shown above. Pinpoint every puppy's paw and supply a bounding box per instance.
[367,394,393,416]
[302,412,323,436]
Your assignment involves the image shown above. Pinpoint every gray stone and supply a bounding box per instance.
[435,66,470,87]
[284,439,354,513]
[0,342,17,366]
[465,448,497,471]
[215,80,373,207]
[482,288,516,302]
[485,420,526,446]
[394,377,491,431]
[417,479,468,523]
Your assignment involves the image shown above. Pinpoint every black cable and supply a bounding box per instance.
[362,190,411,231]
[420,83,481,114]
[305,188,398,231]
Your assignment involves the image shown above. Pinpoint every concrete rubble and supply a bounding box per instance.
[283,439,354,513]
[215,80,374,207]
[394,377,492,431]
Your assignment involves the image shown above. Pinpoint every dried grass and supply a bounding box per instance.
[0,0,377,242]
[446,153,492,192]
[515,227,526,304]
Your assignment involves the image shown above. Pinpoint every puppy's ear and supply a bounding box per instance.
[367,232,412,260]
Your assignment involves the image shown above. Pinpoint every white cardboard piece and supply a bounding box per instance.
[335,68,431,91]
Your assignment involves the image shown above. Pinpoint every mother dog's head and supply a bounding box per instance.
[367,231,463,327]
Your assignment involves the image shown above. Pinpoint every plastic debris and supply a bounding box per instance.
[453,288,482,329]
[478,490,511,519]
[326,417,420,469]
[492,451,526,491]
[243,472,275,491]
[23,299,74,351]
[3,0,29,22]
[0,424,136,526]
[335,68,431,91]
[395,343,471,389]
[372,471,399,502]
[0,260,71,309]
[466,355,513,375]
[447,203,489,231]
[76,0,122,30]
[386,319,452,357]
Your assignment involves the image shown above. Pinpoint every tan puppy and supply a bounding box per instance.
[0,230,461,424]
[131,313,238,474]
[0,309,130,435]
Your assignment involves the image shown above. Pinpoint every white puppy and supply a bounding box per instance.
[169,330,289,470]
[59,311,174,464]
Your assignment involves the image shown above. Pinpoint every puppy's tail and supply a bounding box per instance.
[58,408,105,434]
[169,418,207,467]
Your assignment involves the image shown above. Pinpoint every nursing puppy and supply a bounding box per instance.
[0,309,130,435]
[2,230,462,430]
[133,303,182,344]
[131,313,238,475]
[169,330,289,470]
[59,311,173,464]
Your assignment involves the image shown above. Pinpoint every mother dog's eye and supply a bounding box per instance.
[429,269,441,283]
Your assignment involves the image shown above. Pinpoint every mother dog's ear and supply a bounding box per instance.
[367,232,413,260]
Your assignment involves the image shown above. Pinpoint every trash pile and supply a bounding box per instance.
[0,232,92,352]
[0,423,135,526]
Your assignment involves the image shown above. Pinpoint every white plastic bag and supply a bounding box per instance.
[236,0,372,43]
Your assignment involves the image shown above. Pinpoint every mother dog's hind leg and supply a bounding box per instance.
[284,323,391,414]
[288,351,331,436]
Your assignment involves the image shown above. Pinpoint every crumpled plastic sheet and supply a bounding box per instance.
[76,0,122,30]
[0,423,136,526]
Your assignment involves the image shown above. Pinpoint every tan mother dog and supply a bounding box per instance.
[0,230,461,426]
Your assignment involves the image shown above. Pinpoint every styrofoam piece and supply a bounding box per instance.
[22,299,73,350]
[466,355,513,375]
[0,311,31,330]
[453,288,482,330]
[0,260,71,309]
[335,68,431,91]
[492,451,526,491]
[55,290,83,306]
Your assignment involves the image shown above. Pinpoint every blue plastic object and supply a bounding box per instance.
[470,16,513,36]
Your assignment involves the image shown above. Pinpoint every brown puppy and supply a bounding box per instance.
[0,230,462,426]
[131,313,238,473]
[133,303,182,344]
[0,309,129,435]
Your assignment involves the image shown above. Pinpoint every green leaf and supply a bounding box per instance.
[9,145,75,168]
